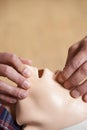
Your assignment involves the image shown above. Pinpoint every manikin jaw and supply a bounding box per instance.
[16,66,87,130]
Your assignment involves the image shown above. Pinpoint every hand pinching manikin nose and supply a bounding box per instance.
[57,36,87,102]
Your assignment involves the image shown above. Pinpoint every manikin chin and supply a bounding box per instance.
[15,66,87,130]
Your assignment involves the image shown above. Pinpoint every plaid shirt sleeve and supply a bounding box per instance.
[0,103,22,130]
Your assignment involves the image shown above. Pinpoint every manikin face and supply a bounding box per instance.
[16,66,87,130]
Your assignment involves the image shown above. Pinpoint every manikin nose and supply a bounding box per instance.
[38,69,44,78]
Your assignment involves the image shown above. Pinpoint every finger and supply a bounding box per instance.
[57,50,87,84]
[0,94,17,103]
[65,42,79,66]
[0,64,30,89]
[82,93,87,103]
[0,52,31,77]
[63,61,87,89]
[0,80,29,99]
[70,80,87,98]
[19,57,32,66]
[66,35,87,66]
[57,36,87,84]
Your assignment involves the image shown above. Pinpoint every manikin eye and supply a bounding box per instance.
[38,69,44,78]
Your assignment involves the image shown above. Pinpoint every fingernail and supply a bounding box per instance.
[19,92,28,99]
[22,80,30,89]
[83,95,87,103]
[10,99,17,103]
[57,72,66,84]
[23,67,31,77]
[64,81,72,89]
[71,90,80,98]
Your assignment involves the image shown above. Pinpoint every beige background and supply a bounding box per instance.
[0,0,87,71]
[0,1,87,129]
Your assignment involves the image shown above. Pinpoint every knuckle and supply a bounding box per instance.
[1,52,13,59]
[68,43,78,53]
[1,52,18,63]
[3,65,11,76]
[77,81,87,94]
[14,88,27,99]
[10,53,17,62]
[71,60,78,70]
[80,62,87,75]
[83,36,87,44]
[68,45,74,52]
[2,52,10,56]
[18,76,25,86]
[0,64,10,76]
[13,88,21,97]
[77,86,85,94]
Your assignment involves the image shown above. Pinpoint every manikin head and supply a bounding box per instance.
[16,66,87,130]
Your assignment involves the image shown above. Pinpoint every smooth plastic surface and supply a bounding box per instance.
[16,66,87,130]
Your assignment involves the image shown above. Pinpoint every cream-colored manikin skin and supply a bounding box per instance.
[16,66,87,130]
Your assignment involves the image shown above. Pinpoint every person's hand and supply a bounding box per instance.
[56,36,87,102]
[0,52,32,104]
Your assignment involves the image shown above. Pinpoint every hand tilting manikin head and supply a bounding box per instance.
[16,66,87,130]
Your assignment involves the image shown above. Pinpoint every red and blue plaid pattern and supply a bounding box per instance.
[0,104,22,130]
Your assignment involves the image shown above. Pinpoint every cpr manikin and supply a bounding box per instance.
[15,66,87,130]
